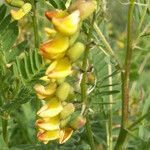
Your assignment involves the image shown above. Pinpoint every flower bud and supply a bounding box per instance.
[59,128,73,144]
[11,3,32,20]
[60,103,75,119]
[67,42,85,62]
[37,97,63,118]
[40,35,69,60]
[60,116,71,128]
[36,116,60,131]
[56,82,71,101]
[46,57,72,79]
[52,10,80,36]
[37,130,59,142]
[69,113,86,129]
[5,0,24,7]
[87,72,95,84]
[69,0,97,20]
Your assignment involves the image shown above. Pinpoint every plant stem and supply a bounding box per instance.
[80,15,96,150]
[31,0,40,48]
[107,64,113,150]
[2,114,8,144]
[114,0,135,149]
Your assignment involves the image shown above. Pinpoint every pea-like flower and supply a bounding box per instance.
[45,57,72,79]
[11,3,32,20]
[40,35,69,60]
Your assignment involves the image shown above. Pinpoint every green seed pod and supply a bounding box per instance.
[69,112,86,129]
[56,82,70,101]
[5,0,24,8]
[60,103,75,119]
[67,42,85,62]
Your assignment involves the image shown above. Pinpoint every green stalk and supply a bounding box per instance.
[107,64,113,150]
[2,114,8,144]
[80,15,96,150]
[31,0,40,48]
[114,0,135,149]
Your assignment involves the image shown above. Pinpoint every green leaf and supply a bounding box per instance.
[13,49,46,86]
[6,40,28,63]
[48,0,66,9]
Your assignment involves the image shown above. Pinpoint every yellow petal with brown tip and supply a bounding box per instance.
[34,83,57,99]
[36,116,60,131]
[37,130,60,142]
[52,10,80,36]
[59,128,73,144]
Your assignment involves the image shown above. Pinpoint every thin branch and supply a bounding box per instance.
[114,0,135,149]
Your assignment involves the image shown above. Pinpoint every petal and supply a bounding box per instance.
[37,130,60,142]
[45,10,68,20]
[11,3,32,20]
[59,128,73,144]
[40,35,69,55]
[36,116,60,130]
[52,10,80,36]
[37,97,63,117]
[46,57,72,79]
[34,83,57,99]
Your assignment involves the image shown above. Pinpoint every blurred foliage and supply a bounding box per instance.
[0,0,150,149]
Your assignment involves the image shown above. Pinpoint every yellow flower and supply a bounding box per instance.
[59,128,73,144]
[52,10,80,36]
[40,35,69,60]
[34,83,57,100]
[36,116,60,131]
[11,3,32,20]
[46,57,72,79]
[37,129,60,143]
[37,97,63,118]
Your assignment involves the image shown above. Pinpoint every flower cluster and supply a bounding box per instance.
[5,0,31,20]
[34,0,96,144]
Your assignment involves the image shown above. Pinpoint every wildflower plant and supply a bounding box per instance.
[34,0,97,144]
[0,0,150,149]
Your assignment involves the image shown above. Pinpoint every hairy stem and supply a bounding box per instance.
[31,0,40,48]
[80,15,96,150]
[114,0,135,149]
